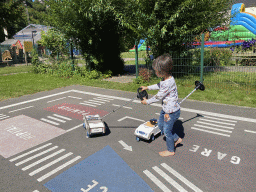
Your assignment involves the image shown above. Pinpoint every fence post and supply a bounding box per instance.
[70,40,74,71]
[135,40,138,78]
[200,33,204,83]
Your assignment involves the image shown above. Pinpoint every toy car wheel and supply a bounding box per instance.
[151,134,155,141]
[86,132,90,138]
[136,137,140,142]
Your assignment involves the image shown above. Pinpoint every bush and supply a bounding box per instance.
[138,67,153,82]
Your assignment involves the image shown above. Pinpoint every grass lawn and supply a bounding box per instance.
[0,65,255,108]
[0,65,33,75]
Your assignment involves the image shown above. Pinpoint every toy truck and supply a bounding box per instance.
[83,114,105,138]
[134,118,161,141]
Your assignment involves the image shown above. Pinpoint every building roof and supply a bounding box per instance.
[1,24,51,47]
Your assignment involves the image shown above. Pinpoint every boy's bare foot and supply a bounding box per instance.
[175,138,182,147]
[159,150,175,157]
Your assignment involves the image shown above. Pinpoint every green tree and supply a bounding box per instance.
[113,0,232,57]
[25,0,49,25]
[0,0,27,43]
[46,0,135,75]
[38,29,68,57]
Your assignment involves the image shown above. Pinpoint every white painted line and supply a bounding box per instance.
[179,107,256,123]
[47,97,66,103]
[79,102,97,107]
[68,96,82,99]
[8,106,34,113]
[15,146,59,166]
[22,149,66,171]
[194,124,233,133]
[9,143,52,162]
[53,114,72,120]
[203,116,237,123]
[47,116,66,123]
[0,114,6,117]
[96,97,114,101]
[199,118,236,126]
[89,99,105,104]
[197,121,234,129]
[153,166,187,192]
[37,156,81,182]
[40,118,60,125]
[143,170,172,192]
[93,98,111,102]
[112,104,132,109]
[244,130,256,134]
[0,116,9,120]
[161,163,203,192]
[29,152,73,176]
[118,116,145,122]
[0,90,72,110]
[191,127,230,137]
[66,124,83,132]
[33,190,39,192]
[82,101,101,105]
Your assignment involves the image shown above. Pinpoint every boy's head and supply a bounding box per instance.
[152,53,173,77]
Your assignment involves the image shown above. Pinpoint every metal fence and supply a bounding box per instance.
[124,33,256,91]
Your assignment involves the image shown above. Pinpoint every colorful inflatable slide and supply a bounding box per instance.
[202,3,256,48]
[129,39,150,52]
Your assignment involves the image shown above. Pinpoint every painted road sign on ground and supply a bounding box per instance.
[44,145,153,192]
[44,103,109,120]
[0,115,66,158]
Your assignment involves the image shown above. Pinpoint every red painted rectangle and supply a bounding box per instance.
[44,103,109,120]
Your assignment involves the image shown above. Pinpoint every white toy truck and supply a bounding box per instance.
[83,114,105,138]
[134,118,162,141]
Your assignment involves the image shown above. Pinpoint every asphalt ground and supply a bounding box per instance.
[0,85,255,192]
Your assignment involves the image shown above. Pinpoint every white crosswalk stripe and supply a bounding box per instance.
[191,115,237,137]
[144,163,203,192]
[40,114,72,125]
[8,143,81,183]
[79,97,115,107]
[0,113,10,120]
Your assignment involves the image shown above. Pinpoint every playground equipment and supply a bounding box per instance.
[129,39,150,52]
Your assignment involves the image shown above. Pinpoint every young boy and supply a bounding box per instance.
[141,53,182,157]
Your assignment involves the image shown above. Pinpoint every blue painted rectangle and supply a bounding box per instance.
[44,145,153,192]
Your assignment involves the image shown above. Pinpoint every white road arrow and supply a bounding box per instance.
[118,140,132,151]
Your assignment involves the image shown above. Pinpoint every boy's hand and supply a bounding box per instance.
[140,86,148,91]
[141,98,147,105]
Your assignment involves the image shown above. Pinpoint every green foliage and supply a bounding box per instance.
[38,29,68,57]
[26,0,49,25]
[0,0,27,42]
[31,48,42,73]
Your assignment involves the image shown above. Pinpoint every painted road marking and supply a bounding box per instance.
[93,98,111,102]
[191,115,237,137]
[79,102,97,107]
[89,99,105,104]
[118,116,145,122]
[9,143,81,183]
[0,115,65,158]
[22,149,66,171]
[8,106,34,113]
[68,96,82,99]
[0,89,255,123]
[153,166,188,192]
[244,130,256,134]
[47,116,66,123]
[40,118,60,125]
[66,124,83,132]
[112,104,132,109]
[144,163,203,192]
[9,143,53,162]
[37,156,81,182]
[44,104,108,120]
[82,101,101,105]
[47,97,67,103]
[161,163,203,192]
[15,146,59,166]
[0,114,9,120]
[53,114,72,120]
[143,170,172,192]
[44,145,153,192]
[29,152,74,176]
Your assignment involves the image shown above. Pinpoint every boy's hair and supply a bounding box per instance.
[152,53,173,77]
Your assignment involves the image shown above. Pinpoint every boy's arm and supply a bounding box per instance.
[146,83,170,105]
[147,83,160,90]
